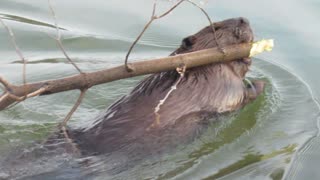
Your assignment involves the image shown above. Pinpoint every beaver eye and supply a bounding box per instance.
[213,22,222,31]
[212,25,220,31]
[239,17,249,25]
[182,36,195,49]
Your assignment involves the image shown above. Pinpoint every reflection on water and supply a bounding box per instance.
[0,13,65,30]
[0,0,320,179]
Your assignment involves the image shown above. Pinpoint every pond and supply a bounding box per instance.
[0,0,319,179]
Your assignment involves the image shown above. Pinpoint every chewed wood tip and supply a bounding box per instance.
[250,39,274,57]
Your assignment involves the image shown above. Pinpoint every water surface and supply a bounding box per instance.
[0,0,320,179]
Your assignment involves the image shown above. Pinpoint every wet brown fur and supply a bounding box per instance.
[71,17,264,157]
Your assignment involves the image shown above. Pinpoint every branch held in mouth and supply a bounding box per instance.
[0,40,274,111]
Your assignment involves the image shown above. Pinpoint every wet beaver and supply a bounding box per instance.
[70,17,265,157]
[0,17,267,180]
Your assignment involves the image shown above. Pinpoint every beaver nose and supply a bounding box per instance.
[239,17,249,25]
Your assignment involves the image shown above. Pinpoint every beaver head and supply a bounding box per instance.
[168,17,263,102]
[74,17,264,156]
[172,17,253,78]
[174,17,253,53]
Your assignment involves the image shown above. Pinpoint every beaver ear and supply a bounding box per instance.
[212,22,222,30]
[182,35,196,49]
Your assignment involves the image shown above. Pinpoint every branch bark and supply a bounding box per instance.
[0,41,272,111]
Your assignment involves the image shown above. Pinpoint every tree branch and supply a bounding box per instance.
[60,89,87,128]
[0,17,28,100]
[124,0,184,72]
[47,0,83,74]
[59,89,87,154]
[0,41,271,111]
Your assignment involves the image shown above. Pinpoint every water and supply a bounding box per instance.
[0,0,319,179]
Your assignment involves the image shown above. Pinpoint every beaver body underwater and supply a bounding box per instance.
[70,17,265,157]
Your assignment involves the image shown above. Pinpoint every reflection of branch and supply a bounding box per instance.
[124,0,184,72]
[0,17,28,99]
[47,0,83,74]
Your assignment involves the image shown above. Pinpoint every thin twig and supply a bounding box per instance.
[0,17,28,99]
[61,126,80,155]
[184,0,225,54]
[124,0,157,72]
[124,20,154,72]
[157,0,184,18]
[47,0,83,74]
[0,93,9,103]
[58,89,87,154]
[60,89,87,128]
[152,0,158,17]
[7,87,47,101]
[25,87,47,98]
[0,93,21,110]
[7,93,26,101]
[0,76,11,88]
[124,0,184,72]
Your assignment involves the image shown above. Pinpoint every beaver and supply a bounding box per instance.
[69,17,265,158]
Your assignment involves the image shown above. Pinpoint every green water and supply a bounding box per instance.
[0,0,320,179]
